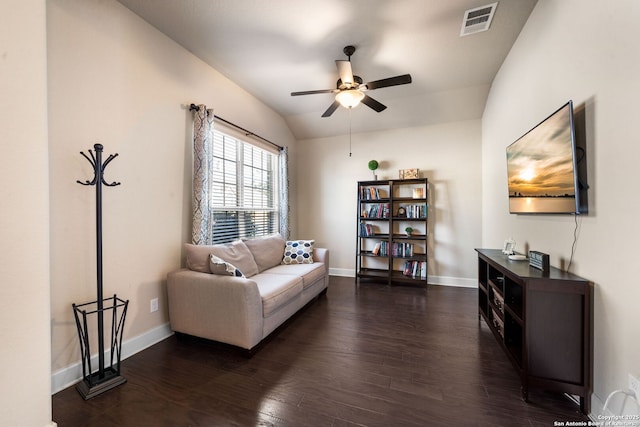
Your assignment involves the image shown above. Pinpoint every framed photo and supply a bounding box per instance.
[399,168,419,179]
[502,238,515,255]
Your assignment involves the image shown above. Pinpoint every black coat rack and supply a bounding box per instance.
[73,143,129,400]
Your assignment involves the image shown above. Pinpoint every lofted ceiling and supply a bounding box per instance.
[117,0,537,140]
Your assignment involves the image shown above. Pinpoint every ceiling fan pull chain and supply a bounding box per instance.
[349,108,352,157]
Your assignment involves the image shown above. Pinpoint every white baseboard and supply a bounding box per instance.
[588,393,600,424]
[51,322,173,395]
[329,267,354,277]
[329,269,476,288]
[428,275,477,288]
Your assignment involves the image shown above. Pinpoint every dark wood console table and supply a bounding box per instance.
[475,249,592,414]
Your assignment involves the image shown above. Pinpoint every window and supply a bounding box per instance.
[210,130,278,244]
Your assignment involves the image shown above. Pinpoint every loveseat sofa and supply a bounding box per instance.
[167,234,329,351]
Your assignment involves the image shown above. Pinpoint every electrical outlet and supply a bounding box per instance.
[150,298,159,313]
[629,373,640,405]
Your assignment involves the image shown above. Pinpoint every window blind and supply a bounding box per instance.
[210,130,278,244]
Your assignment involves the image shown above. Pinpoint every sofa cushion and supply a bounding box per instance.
[185,241,259,277]
[185,243,213,273]
[209,254,244,277]
[282,240,314,264]
[243,234,286,272]
[252,273,303,317]
[265,263,326,289]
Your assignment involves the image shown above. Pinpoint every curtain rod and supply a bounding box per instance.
[189,103,283,151]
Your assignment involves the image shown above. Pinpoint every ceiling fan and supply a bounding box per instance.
[291,45,412,117]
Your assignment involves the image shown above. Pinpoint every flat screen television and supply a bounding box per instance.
[506,100,587,214]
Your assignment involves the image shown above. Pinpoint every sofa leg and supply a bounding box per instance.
[245,336,270,357]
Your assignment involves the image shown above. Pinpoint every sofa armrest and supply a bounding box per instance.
[167,269,264,349]
[314,247,330,277]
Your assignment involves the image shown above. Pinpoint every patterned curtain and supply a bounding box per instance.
[192,105,214,245]
[278,146,290,239]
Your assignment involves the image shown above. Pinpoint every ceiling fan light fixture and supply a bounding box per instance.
[291,46,411,117]
[335,89,364,109]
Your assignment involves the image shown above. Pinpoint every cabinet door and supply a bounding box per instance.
[526,289,584,383]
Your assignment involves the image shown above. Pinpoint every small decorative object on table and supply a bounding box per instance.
[405,226,414,236]
[399,168,419,179]
[368,160,379,180]
[528,250,550,272]
[502,237,515,255]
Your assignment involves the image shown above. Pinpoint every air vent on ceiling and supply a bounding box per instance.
[460,2,498,37]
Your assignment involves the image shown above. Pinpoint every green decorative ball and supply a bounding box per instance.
[368,160,379,171]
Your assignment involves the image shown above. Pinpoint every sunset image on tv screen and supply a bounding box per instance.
[506,103,577,213]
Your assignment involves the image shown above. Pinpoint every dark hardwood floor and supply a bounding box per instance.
[53,276,589,426]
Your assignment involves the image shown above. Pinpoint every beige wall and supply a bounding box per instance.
[482,0,640,416]
[296,120,482,284]
[0,1,53,426]
[47,0,296,378]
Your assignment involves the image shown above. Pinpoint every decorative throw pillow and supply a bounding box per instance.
[209,240,259,278]
[209,254,244,277]
[282,240,314,264]
[243,233,286,272]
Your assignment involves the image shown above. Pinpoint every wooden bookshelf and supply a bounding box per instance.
[356,179,428,286]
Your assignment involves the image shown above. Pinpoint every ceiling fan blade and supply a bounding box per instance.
[361,94,387,113]
[291,89,338,96]
[363,74,412,91]
[336,60,354,86]
[321,101,340,117]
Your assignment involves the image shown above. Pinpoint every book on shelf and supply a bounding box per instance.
[359,223,376,237]
[373,241,389,256]
[360,186,386,200]
[392,242,414,257]
[372,242,381,255]
[401,203,427,218]
[402,261,427,279]
[364,203,390,219]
